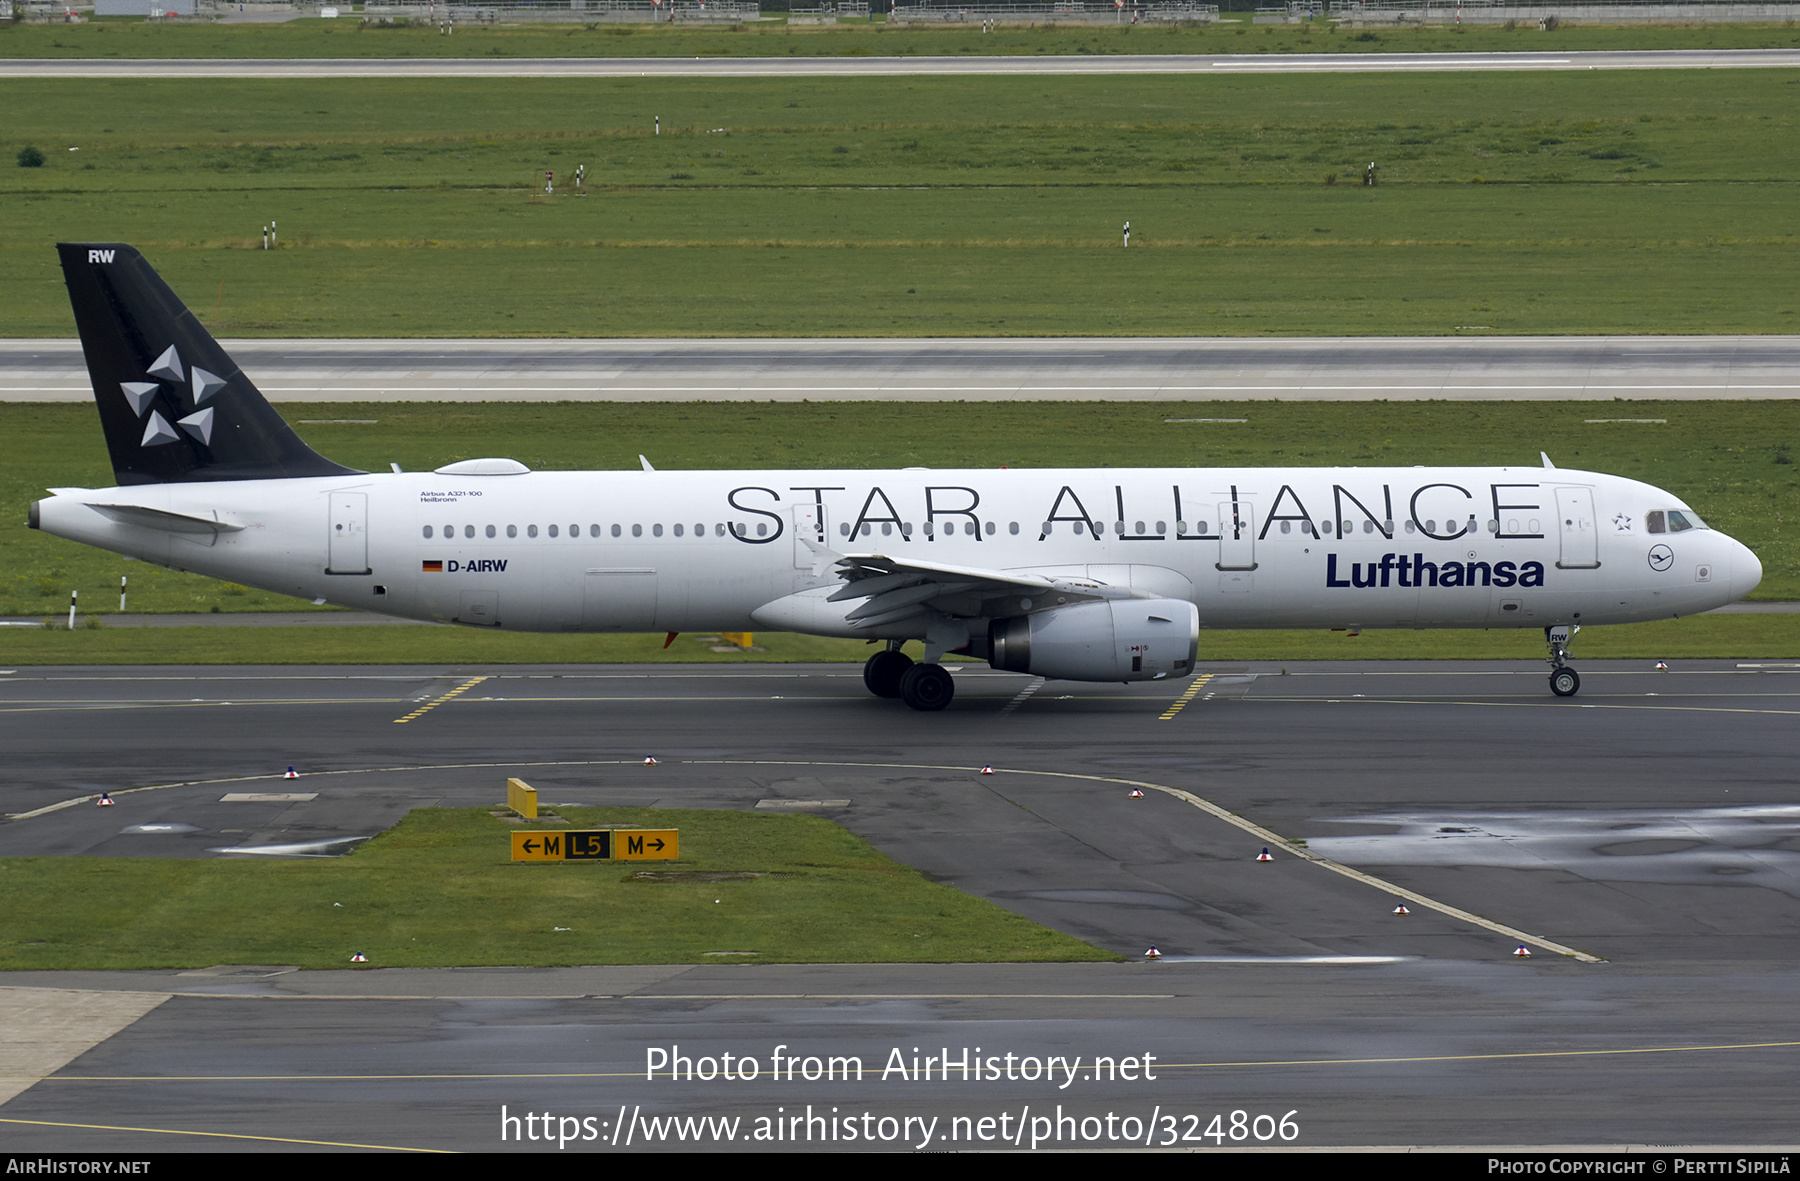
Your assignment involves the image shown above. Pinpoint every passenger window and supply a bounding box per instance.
[507,524,518,538]
[548,525,558,538]
[464,525,475,539]
[631,524,642,538]
[422,526,433,539]
[485,525,496,539]
[653,524,663,537]
[985,521,996,536]
[591,525,601,538]
[1280,521,1291,534]
[674,524,685,537]
[527,524,538,538]
[1009,522,1020,535]
[612,524,622,538]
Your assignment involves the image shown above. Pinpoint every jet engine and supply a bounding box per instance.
[987,599,1200,682]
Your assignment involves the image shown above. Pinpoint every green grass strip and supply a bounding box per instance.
[0,806,1115,970]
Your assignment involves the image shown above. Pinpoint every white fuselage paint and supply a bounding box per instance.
[34,465,1761,642]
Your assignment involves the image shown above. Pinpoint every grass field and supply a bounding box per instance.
[0,806,1115,969]
[3,70,1798,336]
[5,17,1800,60]
[5,399,1795,619]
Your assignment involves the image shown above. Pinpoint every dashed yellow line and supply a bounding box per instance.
[1159,673,1214,721]
[392,676,487,725]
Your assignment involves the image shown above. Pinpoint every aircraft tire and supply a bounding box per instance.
[863,649,913,699]
[899,663,955,712]
[1549,667,1581,697]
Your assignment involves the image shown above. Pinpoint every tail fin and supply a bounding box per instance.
[57,243,361,486]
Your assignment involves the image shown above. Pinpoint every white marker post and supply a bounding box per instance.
[1123,220,1130,248]
[655,115,660,136]
[546,169,554,196]
[120,575,127,612]
[68,589,77,630]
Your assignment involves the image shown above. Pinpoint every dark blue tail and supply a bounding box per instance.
[58,243,361,486]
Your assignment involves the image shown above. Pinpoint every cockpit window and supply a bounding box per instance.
[1648,509,1707,534]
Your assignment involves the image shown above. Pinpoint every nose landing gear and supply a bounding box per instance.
[1546,624,1581,697]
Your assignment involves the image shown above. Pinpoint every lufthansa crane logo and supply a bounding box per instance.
[121,344,226,449]
[1648,544,1675,572]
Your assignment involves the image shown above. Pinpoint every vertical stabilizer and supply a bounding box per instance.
[57,243,362,485]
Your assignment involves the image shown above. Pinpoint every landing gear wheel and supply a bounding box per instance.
[1550,667,1581,697]
[863,649,913,699]
[899,663,955,712]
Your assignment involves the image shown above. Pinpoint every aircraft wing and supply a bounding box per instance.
[826,553,1116,630]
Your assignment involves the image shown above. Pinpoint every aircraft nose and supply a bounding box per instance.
[1728,537,1763,602]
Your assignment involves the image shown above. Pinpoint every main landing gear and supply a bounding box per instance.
[1546,623,1581,697]
[862,645,955,712]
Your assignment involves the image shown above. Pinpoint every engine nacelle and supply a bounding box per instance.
[988,598,1199,683]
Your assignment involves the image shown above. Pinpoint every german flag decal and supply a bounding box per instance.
[422,560,443,572]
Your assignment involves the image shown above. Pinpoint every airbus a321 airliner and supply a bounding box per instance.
[29,244,1763,710]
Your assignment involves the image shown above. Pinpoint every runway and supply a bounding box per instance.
[5,47,1800,79]
[7,335,1800,403]
[3,659,1800,1150]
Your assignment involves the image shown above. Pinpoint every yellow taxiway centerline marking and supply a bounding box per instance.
[393,675,488,724]
[1159,673,1214,720]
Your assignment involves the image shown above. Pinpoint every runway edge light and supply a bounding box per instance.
[1513,945,1533,958]
[285,765,298,779]
[1393,905,1410,916]
[1144,946,1161,960]
[96,792,114,807]
[1257,847,1274,862]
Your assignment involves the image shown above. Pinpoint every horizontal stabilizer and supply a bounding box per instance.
[87,503,245,535]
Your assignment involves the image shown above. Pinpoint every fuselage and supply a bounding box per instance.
[33,463,1763,637]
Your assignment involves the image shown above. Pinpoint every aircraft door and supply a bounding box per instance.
[326,492,370,575]
[1555,486,1600,569]
[1216,500,1256,592]
[793,503,827,569]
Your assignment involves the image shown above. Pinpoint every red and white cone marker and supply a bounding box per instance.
[1256,847,1273,862]
[979,765,993,776]
[1393,904,1410,915]
[1655,661,1669,671]
[1129,789,1144,799]
[643,757,658,767]
[350,952,368,963]
[1144,945,1161,960]
[96,792,114,807]
[284,765,299,780]
[1512,945,1532,958]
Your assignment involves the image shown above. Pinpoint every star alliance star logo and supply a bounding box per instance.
[121,344,224,448]
[1611,513,1633,533]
